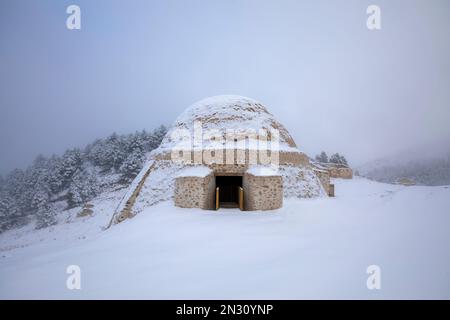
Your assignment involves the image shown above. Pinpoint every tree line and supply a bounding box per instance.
[0,126,167,232]
[314,151,348,166]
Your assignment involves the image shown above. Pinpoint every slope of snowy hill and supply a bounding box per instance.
[1,178,449,299]
[358,143,450,186]
[0,127,168,233]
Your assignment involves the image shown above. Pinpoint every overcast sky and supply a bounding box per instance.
[0,0,449,174]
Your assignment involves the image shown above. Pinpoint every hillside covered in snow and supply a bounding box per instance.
[0,126,167,233]
[1,177,449,299]
[356,140,450,186]
[358,151,450,186]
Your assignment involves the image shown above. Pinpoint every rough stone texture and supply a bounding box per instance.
[328,166,353,179]
[174,170,283,211]
[130,158,323,216]
[279,151,310,166]
[243,173,283,210]
[313,169,330,195]
[174,173,215,209]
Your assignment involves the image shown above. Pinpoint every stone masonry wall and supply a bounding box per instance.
[174,173,215,209]
[175,171,283,211]
[328,167,353,179]
[243,173,283,210]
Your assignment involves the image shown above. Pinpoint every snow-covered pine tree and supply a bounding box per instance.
[32,181,56,229]
[3,169,27,216]
[315,151,328,163]
[329,153,349,166]
[60,148,82,188]
[24,155,53,211]
[106,133,127,171]
[35,203,56,229]
[87,133,127,172]
[138,130,150,151]
[85,139,104,168]
[0,194,10,231]
[46,155,64,194]
[329,153,339,164]
[330,153,341,165]
[120,133,145,182]
[120,151,143,182]
[148,125,167,150]
[67,168,99,208]
[0,193,20,232]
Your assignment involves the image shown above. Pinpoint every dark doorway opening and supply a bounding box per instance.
[215,176,242,208]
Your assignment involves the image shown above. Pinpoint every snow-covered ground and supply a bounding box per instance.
[0,177,449,299]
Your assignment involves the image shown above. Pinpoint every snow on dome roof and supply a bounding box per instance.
[156,95,299,153]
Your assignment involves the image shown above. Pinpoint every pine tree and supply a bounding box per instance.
[35,203,56,229]
[6,169,29,215]
[60,148,82,188]
[126,133,144,154]
[32,181,56,229]
[47,155,64,194]
[68,169,99,207]
[87,133,127,172]
[329,153,348,166]
[329,153,340,164]
[118,133,145,182]
[85,139,104,168]
[106,133,127,171]
[0,193,20,232]
[120,151,144,182]
[315,151,328,163]
[148,125,167,150]
[0,195,10,231]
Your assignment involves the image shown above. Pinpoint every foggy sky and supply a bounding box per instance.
[1,0,449,174]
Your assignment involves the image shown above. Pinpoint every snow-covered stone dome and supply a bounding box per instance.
[156,95,298,153]
[110,95,329,225]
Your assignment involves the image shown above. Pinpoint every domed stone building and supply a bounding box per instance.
[109,95,330,225]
